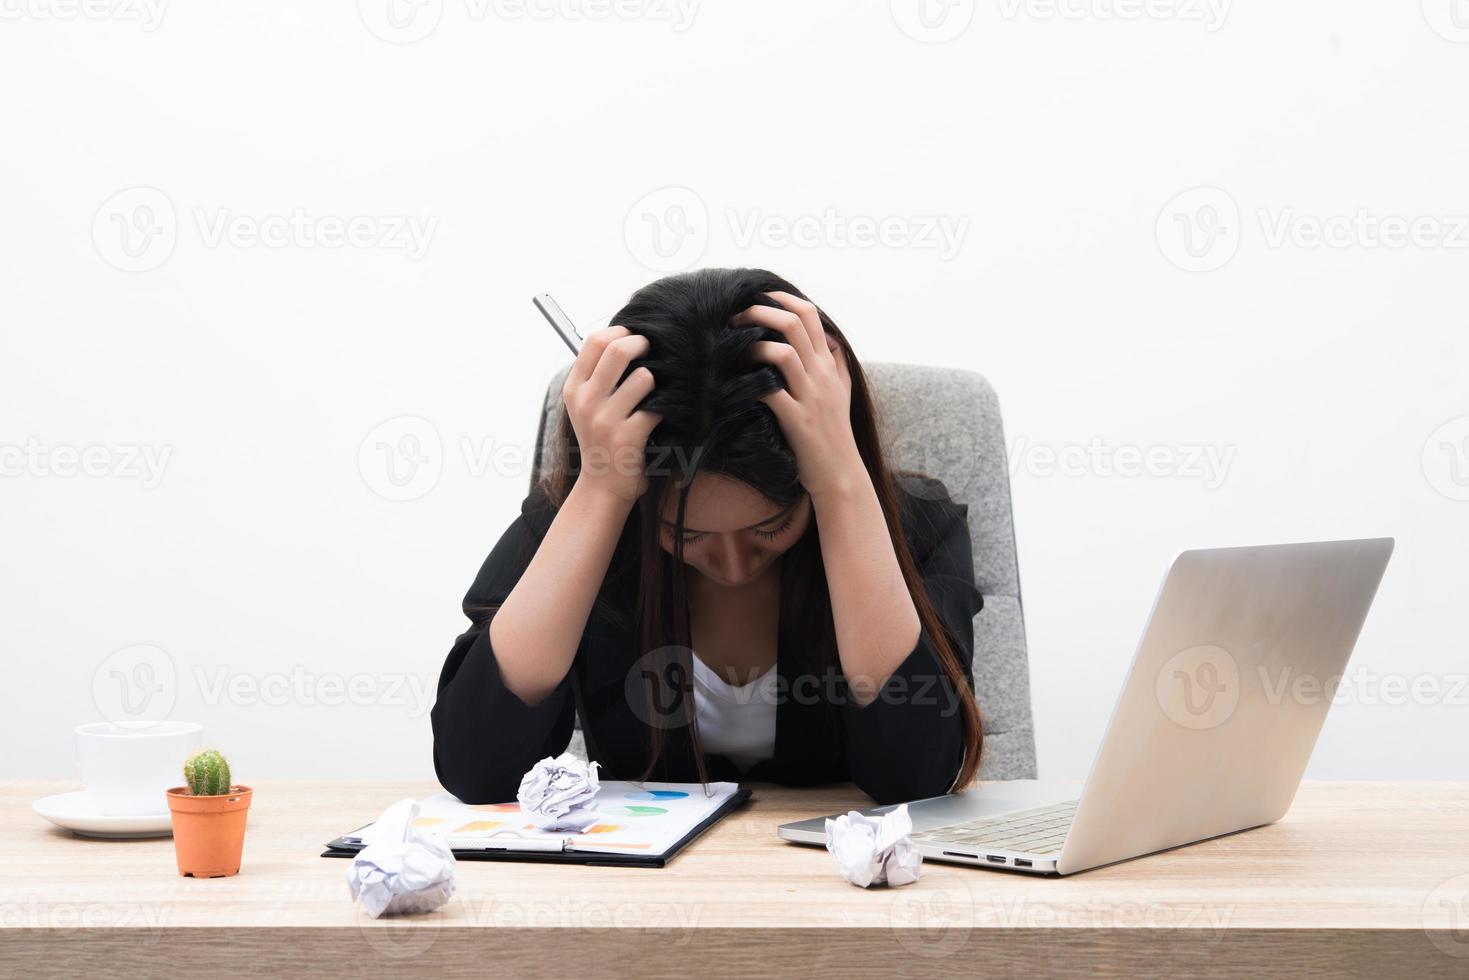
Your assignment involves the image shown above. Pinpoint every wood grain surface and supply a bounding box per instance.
[4,780,1468,977]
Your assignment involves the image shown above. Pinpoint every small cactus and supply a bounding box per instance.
[183,748,232,796]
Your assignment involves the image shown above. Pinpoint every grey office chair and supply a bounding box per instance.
[528,362,1037,780]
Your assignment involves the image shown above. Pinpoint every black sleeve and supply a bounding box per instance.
[430,486,578,804]
[840,488,984,804]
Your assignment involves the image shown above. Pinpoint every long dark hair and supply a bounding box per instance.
[536,268,983,791]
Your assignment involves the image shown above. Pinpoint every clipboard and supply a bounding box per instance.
[320,787,751,868]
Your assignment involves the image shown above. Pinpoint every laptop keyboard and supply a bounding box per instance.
[910,800,1078,856]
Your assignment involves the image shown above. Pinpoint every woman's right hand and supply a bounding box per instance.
[562,326,662,503]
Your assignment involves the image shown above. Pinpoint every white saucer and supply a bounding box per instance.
[32,791,174,839]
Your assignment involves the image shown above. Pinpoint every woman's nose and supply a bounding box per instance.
[711,534,758,584]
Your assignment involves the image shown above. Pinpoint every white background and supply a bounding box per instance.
[2,0,1465,784]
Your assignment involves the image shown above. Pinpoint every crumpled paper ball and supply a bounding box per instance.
[517,753,601,831]
[347,798,457,918]
[824,803,923,888]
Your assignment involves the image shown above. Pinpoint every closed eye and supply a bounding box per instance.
[673,516,793,545]
[663,498,804,543]
[751,516,795,540]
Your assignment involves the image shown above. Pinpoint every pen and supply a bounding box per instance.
[445,830,568,852]
[533,294,584,355]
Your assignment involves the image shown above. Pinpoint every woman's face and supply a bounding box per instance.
[657,472,812,588]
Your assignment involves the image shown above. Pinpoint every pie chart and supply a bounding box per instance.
[624,790,689,802]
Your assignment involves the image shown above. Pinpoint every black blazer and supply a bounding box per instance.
[430,473,984,806]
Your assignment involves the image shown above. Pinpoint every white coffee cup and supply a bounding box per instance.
[75,721,204,816]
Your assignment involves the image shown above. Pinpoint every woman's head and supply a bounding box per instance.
[607,268,827,585]
[538,268,983,790]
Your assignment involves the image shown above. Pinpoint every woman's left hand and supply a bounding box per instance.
[735,291,866,499]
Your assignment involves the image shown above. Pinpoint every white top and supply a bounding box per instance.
[690,654,778,772]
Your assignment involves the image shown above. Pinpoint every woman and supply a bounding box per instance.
[431,268,985,805]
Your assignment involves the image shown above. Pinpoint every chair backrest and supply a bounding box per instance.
[530,361,1037,780]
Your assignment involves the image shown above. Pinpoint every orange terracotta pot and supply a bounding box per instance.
[165,785,253,878]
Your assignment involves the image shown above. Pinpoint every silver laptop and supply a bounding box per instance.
[779,538,1394,875]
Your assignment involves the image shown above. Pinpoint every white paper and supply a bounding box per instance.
[347,798,457,918]
[347,781,742,857]
[516,753,602,831]
[824,803,922,888]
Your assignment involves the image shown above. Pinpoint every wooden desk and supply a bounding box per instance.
[4,780,1468,977]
